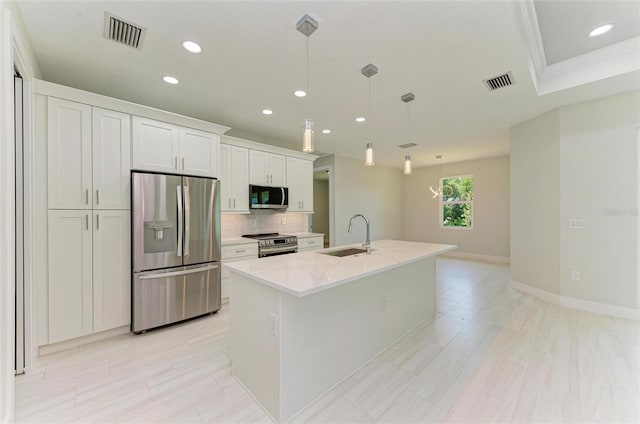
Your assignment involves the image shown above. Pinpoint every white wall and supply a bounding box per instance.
[511,90,639,311]
[559,91,639,309]
[332,155,404,246]
[312,178,329,243]
[1,1,41,421]
[511,112,561,292]
[402,155,511,260]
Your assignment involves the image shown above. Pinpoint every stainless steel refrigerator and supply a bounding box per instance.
[131,171,221,333]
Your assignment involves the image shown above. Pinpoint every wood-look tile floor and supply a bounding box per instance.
[15,258,640,423]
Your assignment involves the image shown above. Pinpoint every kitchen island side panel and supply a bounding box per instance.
[280,257,435,421]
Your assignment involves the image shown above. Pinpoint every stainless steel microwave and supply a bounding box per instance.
[249,185,288,209]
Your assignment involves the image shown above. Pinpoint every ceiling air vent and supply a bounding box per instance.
[103,12,146,50]
[398,142,417,149]
[483,71,514,91]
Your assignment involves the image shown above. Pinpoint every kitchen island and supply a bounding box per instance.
[227,240,456,423]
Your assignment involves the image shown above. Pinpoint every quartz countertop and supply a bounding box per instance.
[290,232,325,239]
[221,237,259,246]
[226,239,456,297]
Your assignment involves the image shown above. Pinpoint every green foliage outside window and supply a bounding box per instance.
[441,176,473,228]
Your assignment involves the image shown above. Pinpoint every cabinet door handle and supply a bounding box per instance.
[175,156,178,170]
[266,174,269,184]
[182,157,185,170]
[235,249,246,253]
[96,189,99,206]
[85,189,89,205]
[233,198,236,208]
[96,214,100,230]
[85,214,89,230]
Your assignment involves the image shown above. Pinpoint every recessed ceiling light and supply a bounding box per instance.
[355,117,366,123]
[162,76,179,85]
[589,24,613,37]
[322,129,331,134]
[182,40,202,54]
[294,90,307,97]
[262,109,273,115]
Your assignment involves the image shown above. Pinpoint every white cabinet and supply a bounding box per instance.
[92,108,131,209]
[132,116,220,177]
[47,210,131,343]
[220,144,249,212]
[221,243,259,303]
[286,157,313,212]
[249,150,286,186]
[297,235,324,252]
[48,99,131,210]
[47,98,92,209]
[48,210,93,343]
[180,127,220,177]
[131,117,179,173]
[92,210,130,332]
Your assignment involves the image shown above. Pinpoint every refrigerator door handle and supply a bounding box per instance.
[184,184,191,257]
[137,264,219,280]
[177,185,183,257]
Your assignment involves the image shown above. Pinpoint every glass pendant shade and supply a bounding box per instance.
[403,155,412,175]
[303,118,314,153]
[365,142,375,166]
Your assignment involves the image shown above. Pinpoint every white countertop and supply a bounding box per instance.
[226,239,456,297]
[221,237,258,246]
[290,232,325,239]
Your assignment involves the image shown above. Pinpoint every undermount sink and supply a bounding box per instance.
[321,248,369,257]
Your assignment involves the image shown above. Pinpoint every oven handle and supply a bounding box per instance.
[261,245,298,257]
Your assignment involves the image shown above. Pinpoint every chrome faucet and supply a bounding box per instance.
[348,214,371,253]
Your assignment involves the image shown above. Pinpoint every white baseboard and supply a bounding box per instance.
[38,325,131,356]
[441,251,510,264]
[510,280,640,321]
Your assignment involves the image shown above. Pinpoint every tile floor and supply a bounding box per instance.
[15,258,640,423]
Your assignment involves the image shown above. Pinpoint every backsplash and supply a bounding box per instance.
[221,211,308,238]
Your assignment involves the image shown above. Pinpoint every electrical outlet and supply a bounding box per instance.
[281,217,286,225]
[269,313,279,337]
[571,271,580,281]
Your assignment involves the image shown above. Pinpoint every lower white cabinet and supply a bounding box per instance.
[48,210,93,344]
[48,209,130,344]
[92,210,131,332]
[297,235,325,252]
[221,243,259,303]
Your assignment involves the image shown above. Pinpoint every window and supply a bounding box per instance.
[440,175,473,229]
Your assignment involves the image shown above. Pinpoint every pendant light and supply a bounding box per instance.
[429,155,452,198]
[362,63,378,166]
[401,92,415,175]
[296,14,318,153]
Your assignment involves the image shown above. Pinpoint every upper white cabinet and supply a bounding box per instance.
[47,98,92,210]
[180,127,220,177]
[132,116,219,177]
[220,143,249,212]
[92,108,131,209]
[249,150,286,186]
[286,157,313,212]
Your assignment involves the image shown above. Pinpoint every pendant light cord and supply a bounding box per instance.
[368,77,372,142]
[306,37,310,95]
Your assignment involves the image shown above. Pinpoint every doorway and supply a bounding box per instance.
[14,70,25,375]
[312,170,330,247]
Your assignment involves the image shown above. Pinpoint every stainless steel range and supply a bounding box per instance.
[242,233,298,257]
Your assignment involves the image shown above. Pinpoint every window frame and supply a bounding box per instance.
[438,174,474,230]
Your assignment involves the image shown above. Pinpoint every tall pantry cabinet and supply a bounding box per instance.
[46,97,131,343]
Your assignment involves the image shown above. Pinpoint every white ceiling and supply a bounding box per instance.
[17,0,640,169]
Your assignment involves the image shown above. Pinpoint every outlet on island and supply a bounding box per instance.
[281,218,286,225]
